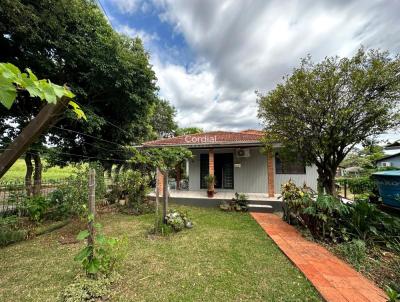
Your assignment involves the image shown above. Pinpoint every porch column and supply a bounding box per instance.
[208,149,214,176]
[209,149,214,191]
[267,152,275,197]
[156,168,164,197]
[175,164,181,190]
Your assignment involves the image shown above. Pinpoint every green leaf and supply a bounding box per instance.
[87,258,100,274]
[74,246,91,261]
[4,63,21,76]
[68,100,87,120]
[76,229,90,240]
[26,68,38,81]
[0,84,17,109]
[52,84,65,98]
[24,78,44,99]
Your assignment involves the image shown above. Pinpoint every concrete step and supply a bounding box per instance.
[247,204,274,213]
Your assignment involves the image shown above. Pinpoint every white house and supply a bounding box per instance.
[143,130,318,201]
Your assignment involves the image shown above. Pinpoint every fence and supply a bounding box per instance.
[0,179,68,217]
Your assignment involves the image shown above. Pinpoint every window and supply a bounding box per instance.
[275,153,306,174]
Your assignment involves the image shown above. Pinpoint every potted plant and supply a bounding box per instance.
[204,174,215,198]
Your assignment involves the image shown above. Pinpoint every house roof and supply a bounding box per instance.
[376,151,400,162]
[384,140,400,149]
[142,130,265,148]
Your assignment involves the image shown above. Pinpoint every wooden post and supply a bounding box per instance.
[162,171,168,224]
[0,97,69,179]
[87,168,96,261]
[155,167,160,227]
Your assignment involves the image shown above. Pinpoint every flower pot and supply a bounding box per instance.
[207,190,214,198]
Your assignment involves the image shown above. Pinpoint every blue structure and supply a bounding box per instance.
[372,170,400,209]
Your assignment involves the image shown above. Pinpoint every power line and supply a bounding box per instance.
[96,0,114,29]
[51,125,128,149]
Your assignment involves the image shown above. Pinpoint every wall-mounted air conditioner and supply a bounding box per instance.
[236,148,250,158]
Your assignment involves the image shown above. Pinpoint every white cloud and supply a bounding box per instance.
[150,0,400,132]
[109,0,140,14]
[117,24,159,47]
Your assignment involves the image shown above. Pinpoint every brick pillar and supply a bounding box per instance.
[156,169,164,196]
[209,149,214,191]
[267,152,275,197]
[175,164,181,190]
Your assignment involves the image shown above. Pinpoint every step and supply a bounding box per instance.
[247,204,274,213]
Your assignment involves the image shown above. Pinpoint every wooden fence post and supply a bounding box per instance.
[155,167,160,227]
[88,168,96,259]
[162,171,168,224]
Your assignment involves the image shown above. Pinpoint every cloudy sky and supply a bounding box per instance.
[101,0,400,139]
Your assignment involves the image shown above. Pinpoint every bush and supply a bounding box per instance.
[165,210,193,232]
[0,216,27,246]
[107,170,150,209]
[281,180,312,223]
[22,196,51,222]
[302,194,350,241]
[219,192,249,212]
[335,239,367,270]
[75,224,128,277]
[49,164,106,219]
[58,274,117,302]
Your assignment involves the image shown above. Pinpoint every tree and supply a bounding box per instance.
[341,139,385,170]
[175,127,203,136]
[0,62,84,193]
[0,0,158,178]
[257,48,400,195]
[150,99,178,139]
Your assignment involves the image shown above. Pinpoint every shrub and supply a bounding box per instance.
[219,192,249,212]
[49,164,106,219]
[58,274,117,302]
[75,221,128,277]
[335,239,367,270]
[303,194,350,241]
[108,170,150,208]
[22,196,51,222]
[281,180,313,224]
[0,216,27,246]
[165,210,193,232]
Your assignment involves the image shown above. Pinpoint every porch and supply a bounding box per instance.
[148,189,282,212]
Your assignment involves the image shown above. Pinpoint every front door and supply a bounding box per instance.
[214,153,234,189]
[200,152,234,189]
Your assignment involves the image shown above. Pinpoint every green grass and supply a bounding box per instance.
[1,159,77,182]
[0,206,322,301]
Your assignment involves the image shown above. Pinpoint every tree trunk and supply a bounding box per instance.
[317,166,337,196]
[32,152,42,196]
[24,153,33,197]
[162,171,168,224]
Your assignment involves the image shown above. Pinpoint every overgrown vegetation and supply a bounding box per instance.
[281,180,400,290]
[220,192,249,211]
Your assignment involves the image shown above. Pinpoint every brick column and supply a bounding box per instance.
[156,169,164,197]
[208,149,214,191]
[267,152,275,197]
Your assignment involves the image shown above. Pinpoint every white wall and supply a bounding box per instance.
[188,147,318,193]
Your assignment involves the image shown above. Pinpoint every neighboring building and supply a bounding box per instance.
[142,130,318,197]
[376,152,400,168]
[383,140,400,155]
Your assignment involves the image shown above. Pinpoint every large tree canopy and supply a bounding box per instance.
[0,0,158,173]
[257,48,400,195]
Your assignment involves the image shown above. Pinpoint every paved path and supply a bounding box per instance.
[251,212,387,302]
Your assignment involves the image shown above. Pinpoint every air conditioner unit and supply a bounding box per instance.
[381,162,392,167]
[236,148,250,158]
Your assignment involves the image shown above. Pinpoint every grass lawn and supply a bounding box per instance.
[1,159,77,182]
[0,205,322,301]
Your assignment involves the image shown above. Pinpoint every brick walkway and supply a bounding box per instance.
[251,212,387,302]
